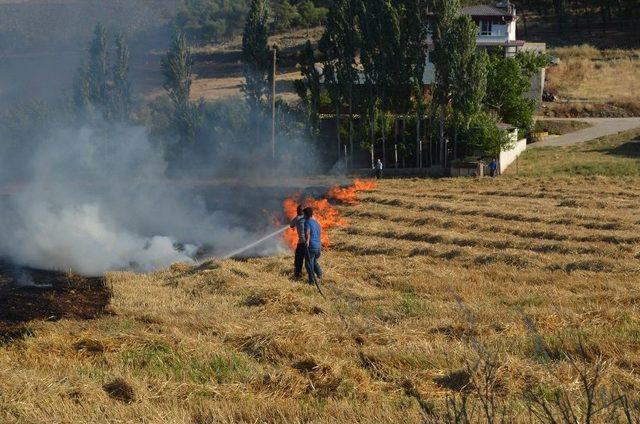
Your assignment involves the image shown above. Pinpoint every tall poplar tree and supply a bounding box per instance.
[431,0,461,166]
[88,23,110,110]
[110,33,132,122]
[450,14,488,159]
[74,23,110,119]
[162,30,200,146]
[355,0,382,166]
[294,41,321,140]
[403,0,428,168]
[242,0,271,145]
[319,0,359,163]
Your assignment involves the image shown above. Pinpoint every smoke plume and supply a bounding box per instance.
[0,121,307,276]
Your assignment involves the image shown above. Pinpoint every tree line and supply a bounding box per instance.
[517,0,640,36]
[175,0,330,43]
[164,0,554,169]
[292,0,551,169]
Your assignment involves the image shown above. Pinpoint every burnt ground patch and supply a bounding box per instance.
[0,262,111,339]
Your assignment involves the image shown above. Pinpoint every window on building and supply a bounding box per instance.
[480,20,492,36]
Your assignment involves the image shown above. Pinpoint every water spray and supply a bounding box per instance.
[222,226,289,259]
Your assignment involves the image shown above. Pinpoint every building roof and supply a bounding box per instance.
[462,4,515,18]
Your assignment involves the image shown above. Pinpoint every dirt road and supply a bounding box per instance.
[531,117,640,148]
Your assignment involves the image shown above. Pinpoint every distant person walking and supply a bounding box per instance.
[488,158,498,177]
[303,207,323,286]
[289,205,306,279]
[374,159,383,179]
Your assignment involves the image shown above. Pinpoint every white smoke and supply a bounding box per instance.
[0,122,279,275]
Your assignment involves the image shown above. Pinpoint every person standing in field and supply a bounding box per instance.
[303,207,323,285]
[289,205,306,279]
[489,158,498,177]
[374,159,383,179]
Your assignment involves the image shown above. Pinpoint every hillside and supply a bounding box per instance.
[1,130,640,422]
[0,0,179,52]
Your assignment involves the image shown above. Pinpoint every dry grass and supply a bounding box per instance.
[547,58,640,103]
[534,119,592,135]
[546,45,640,118]
[551,44,640,61]
[2,141,640,421]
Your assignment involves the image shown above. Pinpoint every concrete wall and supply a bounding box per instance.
[499,137,527,173]
[528,67,546,104]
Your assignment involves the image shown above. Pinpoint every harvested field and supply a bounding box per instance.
[1,171,639,422]
[2,130,640,422]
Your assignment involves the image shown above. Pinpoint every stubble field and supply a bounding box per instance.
[1,136,640,422]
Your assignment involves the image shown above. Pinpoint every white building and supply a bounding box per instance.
[423,1,527,85]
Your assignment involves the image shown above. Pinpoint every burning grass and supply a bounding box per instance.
[280,179,377,249]
[1,170,640,422]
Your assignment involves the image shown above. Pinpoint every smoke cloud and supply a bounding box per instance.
[0,121,308,276]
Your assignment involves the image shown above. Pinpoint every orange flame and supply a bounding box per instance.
[328,178,378,205]
[280,179,377,250]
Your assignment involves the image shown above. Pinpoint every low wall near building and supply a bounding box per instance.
[499,138,527,173]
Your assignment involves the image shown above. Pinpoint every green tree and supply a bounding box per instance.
[242,0,272,144]
[110,33,132,122]
[464,111,511,158]
[356,0,386,166]
[73,65,92,118]
[88,23,110,111]
[273,1,302,32]
[402,0,429,168]
[73,23,110,119]
[485,55,536,132]
[357,0,402,167]
[319,0,359,163]
[161,30,200,146]
[174,0,249,42]
[450,14,488,159]
[431,0,461,166]
[298,0,329,28]
[294,40,321,140]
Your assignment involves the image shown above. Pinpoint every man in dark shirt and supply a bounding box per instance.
[289,205,306,279]
[303,207,323,285]
[489,158,498,177]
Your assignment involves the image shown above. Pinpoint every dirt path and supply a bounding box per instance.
[531,117,640,148]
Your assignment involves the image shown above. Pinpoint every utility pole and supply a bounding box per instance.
[271,45,277,160]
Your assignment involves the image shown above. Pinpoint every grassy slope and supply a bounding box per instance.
[2,132,640,422]
[515,128,640,177]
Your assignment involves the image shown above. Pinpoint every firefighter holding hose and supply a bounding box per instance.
[289,205,307,279]
[304,207,323,286]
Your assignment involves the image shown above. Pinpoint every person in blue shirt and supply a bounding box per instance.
[488,158,498,177]
[303,207,323,285]
[289,205,306,279]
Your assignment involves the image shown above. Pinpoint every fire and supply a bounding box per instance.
[280,179,377,250]
[328,178,378,205]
